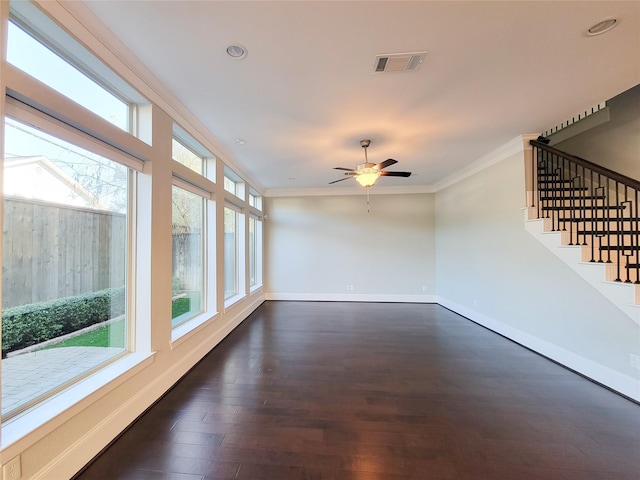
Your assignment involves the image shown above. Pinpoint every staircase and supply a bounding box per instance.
[525,139,640,324]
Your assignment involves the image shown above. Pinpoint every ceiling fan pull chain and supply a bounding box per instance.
[367,186,371,213]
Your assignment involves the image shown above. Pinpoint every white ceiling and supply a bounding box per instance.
[80,1,640,193]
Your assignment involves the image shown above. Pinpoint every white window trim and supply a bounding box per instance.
[5,96,145,172]
[172,174,214,200]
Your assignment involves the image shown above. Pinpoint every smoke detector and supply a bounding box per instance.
[374,52,428,73]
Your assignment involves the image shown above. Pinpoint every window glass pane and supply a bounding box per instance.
[2,117,128,420]
[224,207,238,299]
[249,190,262,210]
[7,22,129,131]
[224,176,236,195]
[171,185,204,327]
[250,217,262,288]
[249,217,256,287]
[172,138,203,175]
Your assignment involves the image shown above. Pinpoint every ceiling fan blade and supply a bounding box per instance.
[380,171,412,177]
[375,158,398,170]
[328,177,353,184]
[334,167,357,172]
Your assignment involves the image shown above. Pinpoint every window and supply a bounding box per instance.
[171,185,205,328]
[1,2,148,424]
[248,190,262,210]
[170,127,216,333]
[223,167,245,199]
[172,124,215,177]
[224,205,245,302]
[2,116,130,420]
[7,2,149,139]
[172,138,204,175]
[249,216,263,289]
[7,22,128,131]
[224,207,238,300]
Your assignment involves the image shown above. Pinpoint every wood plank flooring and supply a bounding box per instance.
[76,301,640,479]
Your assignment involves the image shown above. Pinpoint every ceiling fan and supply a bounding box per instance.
[329,139,412,187]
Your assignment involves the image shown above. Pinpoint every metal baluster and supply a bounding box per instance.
[621,198,632,283]
[629,190,640,284]
[614,181,621,279]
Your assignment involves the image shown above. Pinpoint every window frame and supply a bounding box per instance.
[223,166,245,201]
[2,99,138,422]
[248,214,263,291]
[169,129,218,342]
[223,202,246,306]
[170,182,206,329]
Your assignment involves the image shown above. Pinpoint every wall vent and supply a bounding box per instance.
[374,52,427,73]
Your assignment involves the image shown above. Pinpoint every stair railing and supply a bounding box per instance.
[529,139,640,285]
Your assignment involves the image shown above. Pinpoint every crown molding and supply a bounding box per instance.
[264,184,436,198]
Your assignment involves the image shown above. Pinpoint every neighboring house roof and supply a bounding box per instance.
[3,155,108,210]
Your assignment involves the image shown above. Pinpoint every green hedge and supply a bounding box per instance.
[2,287,125,357]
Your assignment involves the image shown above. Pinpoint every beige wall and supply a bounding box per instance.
[265,193,436,301]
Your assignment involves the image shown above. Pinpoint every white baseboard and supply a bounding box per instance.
[265,292,437,303]
[438,296,640,402]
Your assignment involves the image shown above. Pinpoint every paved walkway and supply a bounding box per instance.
[2,347,123,416]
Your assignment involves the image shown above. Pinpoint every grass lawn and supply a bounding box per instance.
[46,318,126,349]
[45,298,192,349]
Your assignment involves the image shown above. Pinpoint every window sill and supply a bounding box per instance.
[224,293,246,310]
[1,351,155,452]
[171,311,219,348]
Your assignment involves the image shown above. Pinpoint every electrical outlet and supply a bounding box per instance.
[422,285,427,292]
[3,455,21,480]
[346,284,354,291]
[630,353,640,370]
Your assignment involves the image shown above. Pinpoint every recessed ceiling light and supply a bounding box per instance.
[235,138,246,145]
[226,44,247,59]
[587,18,618,36]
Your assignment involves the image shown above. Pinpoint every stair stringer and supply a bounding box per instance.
[524,211,640,325]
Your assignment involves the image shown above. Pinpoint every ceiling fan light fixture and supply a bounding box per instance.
[355,168,381,187]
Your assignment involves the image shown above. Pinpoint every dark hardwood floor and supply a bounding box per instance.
[76,301,640,479]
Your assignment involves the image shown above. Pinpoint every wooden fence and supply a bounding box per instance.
[3,198,207,309]
[3,198,126,308]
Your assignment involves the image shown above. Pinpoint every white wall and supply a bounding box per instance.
[555,84,640,181]
[265,193,436,302]
[435,143,640,399]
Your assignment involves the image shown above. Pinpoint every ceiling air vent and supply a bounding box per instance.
[374,52,428,73]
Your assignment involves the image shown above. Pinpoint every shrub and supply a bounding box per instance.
[2,287,125,357]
